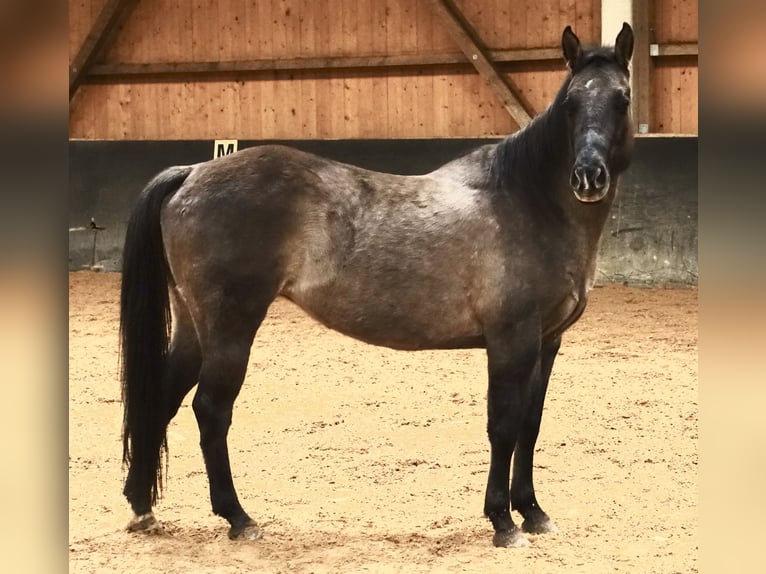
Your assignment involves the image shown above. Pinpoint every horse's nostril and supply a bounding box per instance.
[594,165,609,189]
[594,167,603,187]
[570,170,581,190]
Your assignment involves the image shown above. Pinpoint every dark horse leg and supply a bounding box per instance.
[191,284,274,541]
[125,288,202,532]
[511,336,561,534]
[483,315,542,548]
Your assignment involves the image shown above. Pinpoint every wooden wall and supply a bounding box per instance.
[69,0,697,140]
[652,0,698,134]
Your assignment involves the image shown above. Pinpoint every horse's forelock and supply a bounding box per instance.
[570,47,629,75]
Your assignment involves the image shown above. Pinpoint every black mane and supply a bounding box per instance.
[490,77,571,193]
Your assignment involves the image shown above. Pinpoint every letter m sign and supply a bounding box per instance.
[213,139,238,159]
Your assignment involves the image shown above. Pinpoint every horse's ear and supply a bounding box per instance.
[562,25,581,69]
[614,22,634,69]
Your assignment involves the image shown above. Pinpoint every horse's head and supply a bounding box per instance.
[562,23,635,203]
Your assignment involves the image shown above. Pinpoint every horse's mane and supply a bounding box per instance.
[490,78,571,193]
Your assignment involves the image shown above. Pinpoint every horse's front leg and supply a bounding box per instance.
[511,336,561,534]
[483,316,542,548]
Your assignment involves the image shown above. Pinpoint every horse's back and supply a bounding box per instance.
[158,143,501,348]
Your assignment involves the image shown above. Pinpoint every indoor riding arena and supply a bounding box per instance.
[69,1,698,572]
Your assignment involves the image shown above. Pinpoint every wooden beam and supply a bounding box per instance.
[428,0,533,127]
[69,0,140,100]
[631,1,653,133]
[85,48,564,82]
[650,43,699,57]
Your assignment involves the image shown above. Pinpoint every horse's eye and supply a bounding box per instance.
[615,92,630,113]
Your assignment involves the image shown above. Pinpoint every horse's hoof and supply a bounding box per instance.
[228,520,263,541]
[522,517,559,534]
[493,528,530,548]
[127,512,162,534]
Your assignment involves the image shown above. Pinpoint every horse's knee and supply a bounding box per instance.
[486,417,520,448]
[486,377,535,443]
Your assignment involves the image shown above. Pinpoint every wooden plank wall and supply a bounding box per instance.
[70,0,601,139]
[69,0,697,139]
[652,0,698,134]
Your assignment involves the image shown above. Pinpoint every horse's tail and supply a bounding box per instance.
[120,165,193,505]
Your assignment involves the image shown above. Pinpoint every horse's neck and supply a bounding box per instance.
[509,105,572,188]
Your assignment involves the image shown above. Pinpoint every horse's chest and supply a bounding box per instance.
[542,286,589,339]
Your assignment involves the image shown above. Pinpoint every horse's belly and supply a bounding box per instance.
[281,280,485,351]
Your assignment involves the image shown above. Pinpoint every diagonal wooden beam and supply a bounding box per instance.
[429,0,533,127]
[69,0,140,100]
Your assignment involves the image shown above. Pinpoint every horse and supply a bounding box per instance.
[119,23,634,548]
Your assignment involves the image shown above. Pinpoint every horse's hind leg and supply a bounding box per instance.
[125,287,202,533]
[511,336,561,535]
[191,286,273,541]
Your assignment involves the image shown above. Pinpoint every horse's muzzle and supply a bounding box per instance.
[570,161,611,203]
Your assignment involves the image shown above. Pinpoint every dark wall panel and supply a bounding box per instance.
[601,137,698,285]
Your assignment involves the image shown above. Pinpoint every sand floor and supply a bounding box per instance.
[69,271,697,573]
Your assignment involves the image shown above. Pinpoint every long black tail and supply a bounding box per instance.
[120,165,193,506]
